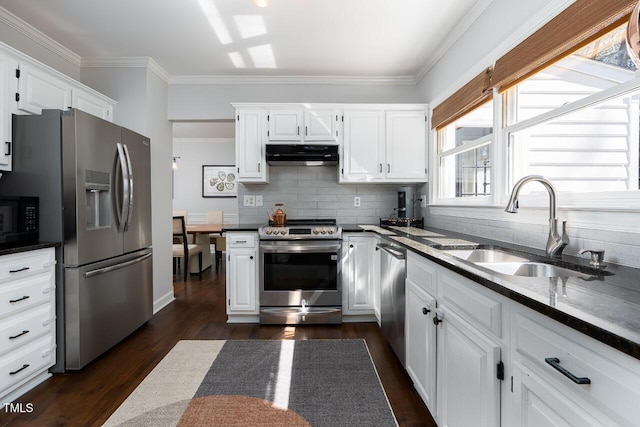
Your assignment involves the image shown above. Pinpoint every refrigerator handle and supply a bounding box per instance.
[122,143,134,231]
[115,143,130,233]
[83,252,152,278]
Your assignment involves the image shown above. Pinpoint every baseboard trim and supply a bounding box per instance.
[153,291,175,314]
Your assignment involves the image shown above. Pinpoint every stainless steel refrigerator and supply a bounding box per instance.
[0,109,153,371]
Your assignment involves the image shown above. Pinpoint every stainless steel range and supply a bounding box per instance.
[259,219,342,325]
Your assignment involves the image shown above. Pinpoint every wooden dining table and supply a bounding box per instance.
[185,224,225,273]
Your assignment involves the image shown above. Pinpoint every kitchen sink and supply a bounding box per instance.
[476,261,590,278]
[443,248,532,263]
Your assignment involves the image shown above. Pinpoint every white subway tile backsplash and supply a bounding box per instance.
[238,165,405,224]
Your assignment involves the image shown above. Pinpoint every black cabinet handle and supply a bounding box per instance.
[349,244,354,248]
[9,364,30,375]
[9,295,30,303]
[9,330,29,340]
[250,256,254,260]
[422,307,430,315]
[9,267,29,274]
[545,357,591,384]
[433,316,442,325]
[4,141,10,156]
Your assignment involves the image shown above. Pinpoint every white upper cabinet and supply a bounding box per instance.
[386,110,427,180]
[17,62,72,114]
[236,109,268,183]
[341,108,427,183]
[72,88,113,122]
[342,110,385,181]
[304,109,339,142]
[0,53,16,171]
[268,110,302,141]
[268,109,339,143]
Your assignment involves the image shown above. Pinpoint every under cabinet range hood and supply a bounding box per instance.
[266,144,338,166]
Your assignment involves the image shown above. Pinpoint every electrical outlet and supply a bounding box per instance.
[255,195,263,206]
[420,195,427,207]
[354,196,361,207]
[243,195,255,207]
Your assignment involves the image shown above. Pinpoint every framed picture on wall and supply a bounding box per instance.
[202,165,237,198]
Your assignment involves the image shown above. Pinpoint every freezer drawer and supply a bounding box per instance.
[64,250,152,370]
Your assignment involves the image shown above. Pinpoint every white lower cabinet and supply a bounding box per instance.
[0,247,56,403]
[225,233,259,322]
[511,305,640,427]
[405,278,437,416]
[342,234,378,319]
[404,251,640,427]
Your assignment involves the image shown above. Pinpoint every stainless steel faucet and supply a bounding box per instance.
[505,175,569,257]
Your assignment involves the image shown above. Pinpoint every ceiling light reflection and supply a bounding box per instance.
[234,15,267,39]
[248,44,277,68]
[197,0,232,45]
[228,52,246,68]
[254,0,270,7]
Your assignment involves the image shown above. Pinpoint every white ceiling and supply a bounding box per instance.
[0,0,491,81]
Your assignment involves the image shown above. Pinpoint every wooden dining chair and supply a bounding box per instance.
[172,216,203,281]
[206,210,225,272]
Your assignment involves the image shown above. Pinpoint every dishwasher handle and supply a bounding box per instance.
[376,243,406,260]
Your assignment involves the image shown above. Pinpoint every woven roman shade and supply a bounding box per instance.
[432,0,636,130]
[492,0,637,91]
[431,67,493,130]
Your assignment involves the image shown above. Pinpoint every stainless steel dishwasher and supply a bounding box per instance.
[377,242,407,367]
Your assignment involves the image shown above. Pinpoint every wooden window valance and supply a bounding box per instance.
[432,0,637,130]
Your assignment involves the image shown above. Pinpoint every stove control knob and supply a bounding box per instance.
[265,229,272,235]
[328,229,334,234]
[313,229,319,234]
[280,229,287,235]
[320,229,327,235]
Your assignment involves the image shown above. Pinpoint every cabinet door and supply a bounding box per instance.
[386,111,427,180]
[268,110,302,141]
[0,54,15,170]
[304,110,339,142]
[436,307,501,427]
[236,110,268,182]
[406,278,437,416]
[342,110,385,181]
[345,236,376,313]
[512,362,613,427]
[17,63,71,114]
[72,88,114,122]
[226,249,258,313]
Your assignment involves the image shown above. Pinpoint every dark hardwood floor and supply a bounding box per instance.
[1,263,435,427]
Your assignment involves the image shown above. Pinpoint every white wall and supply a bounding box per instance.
[172,137,238,221]
[168,82,422,120]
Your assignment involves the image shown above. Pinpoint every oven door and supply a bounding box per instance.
[259,239,342,307]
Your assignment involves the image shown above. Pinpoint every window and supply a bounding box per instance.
[506,23,640,196]
[437,100,493,200]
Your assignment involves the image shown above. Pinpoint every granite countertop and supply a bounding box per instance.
[353,223,640,360]
[0,241,60,256]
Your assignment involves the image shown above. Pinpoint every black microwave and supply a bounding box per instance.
[0,196,39,246]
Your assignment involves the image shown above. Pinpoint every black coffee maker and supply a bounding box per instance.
[397,186,415,218]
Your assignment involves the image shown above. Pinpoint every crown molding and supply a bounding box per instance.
[168,74,417,86]
[0,7,81,67]
[415,0,494,83]
[81,57,170,83]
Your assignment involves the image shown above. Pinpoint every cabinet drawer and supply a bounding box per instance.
[227,234,256,248]
[514,311,640,425]
[0,336,54,395]
[0,272,54,319]
[0,304,55,356]
[0,249,55,282]
[407,252,437,295]
[439,270,502,338]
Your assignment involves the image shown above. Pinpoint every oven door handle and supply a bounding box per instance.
[260,243,342,253]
